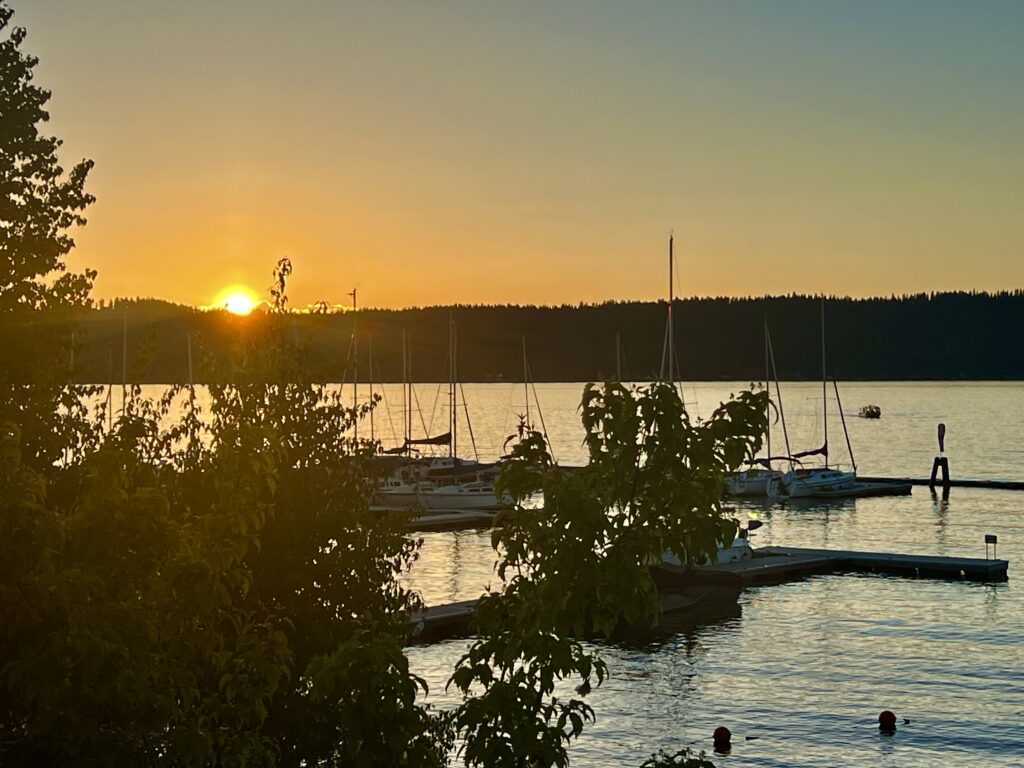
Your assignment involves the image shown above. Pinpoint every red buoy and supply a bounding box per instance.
[878,710,897,732]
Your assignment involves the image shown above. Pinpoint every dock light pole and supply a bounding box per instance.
[985,534,998,560]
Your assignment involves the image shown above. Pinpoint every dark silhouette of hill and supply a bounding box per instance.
[67,292,1023,383]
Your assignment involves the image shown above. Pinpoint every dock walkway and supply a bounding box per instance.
[416,546,1009,642]
[413,584,737,643]
[858,475,1024,492]
[665,546,1009,587]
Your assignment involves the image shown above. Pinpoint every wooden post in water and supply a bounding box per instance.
[929,422,951,492]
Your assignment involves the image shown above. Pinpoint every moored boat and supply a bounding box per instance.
[419,479,511,510]
[724,323,788,499]
[725,468,781,498]
[778,299,863,499]
[780,467,857,497]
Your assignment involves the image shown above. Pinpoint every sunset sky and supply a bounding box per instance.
[18,1,1024,309]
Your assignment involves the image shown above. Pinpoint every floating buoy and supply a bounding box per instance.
[878,710,897,733]
[713,725,732,752]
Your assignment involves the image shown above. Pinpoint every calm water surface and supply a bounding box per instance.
[398,382,1024,767]
[145,381,1023,766]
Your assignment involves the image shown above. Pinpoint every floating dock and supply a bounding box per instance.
[412,584,739,643]
[858,476,1024,492]
[656,546,1009,588]
[415,546,1009,643]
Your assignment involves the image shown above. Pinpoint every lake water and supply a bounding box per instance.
[139,380,1024,766]
[395,381,1024,768]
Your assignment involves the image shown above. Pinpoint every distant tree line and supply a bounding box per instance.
[57,291,1024,383]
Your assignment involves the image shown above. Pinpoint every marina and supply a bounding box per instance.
[12,2,1024,764]
[405,472,1024,767]
[109,381,1024,766]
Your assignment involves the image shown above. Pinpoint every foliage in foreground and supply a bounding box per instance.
[1,301,452,765]
[450,381,766,766]
[0,1,771,763]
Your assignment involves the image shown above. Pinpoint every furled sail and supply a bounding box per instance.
[792,442,828,460]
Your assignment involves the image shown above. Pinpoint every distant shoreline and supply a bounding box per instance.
[60,291,1024,383]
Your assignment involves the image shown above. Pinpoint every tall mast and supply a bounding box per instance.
[350,288,358,442]
[668,233,674,384]
[121,307,127,409]
[522,335,531,426]
[448,313,457,459]
[833,379,856,472]
[766,325,793,470]
[407,331,414,456]
[402,329,409,454]
[821,296,828,468]
[615,331,622,382]
[453,320,458,460]
[107,344,113,431]
[764,321,770,463]
[368,336,375,443]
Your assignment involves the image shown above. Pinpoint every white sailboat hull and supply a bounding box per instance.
[420,483,510,510]
[725,470,782,498]
[378,490,426,508]
[781,468,856,498]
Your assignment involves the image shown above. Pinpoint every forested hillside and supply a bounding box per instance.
[65,291,1024,383]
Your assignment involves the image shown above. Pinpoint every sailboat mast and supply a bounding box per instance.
[615,331,622,382]
[821,297,828,469]
[452,317,458,459]
[448,313,455,459]
[348,288,358,441]
[764,321,770,462]
[522,335,531,426]
[668,234,674,384]
[766,325,793,469]
[368,336,375,443]
[402,329,409,455]
[121,308,127,410]
[408,334,414,456]
[833,379,856,472]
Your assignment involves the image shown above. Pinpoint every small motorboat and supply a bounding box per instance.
[858,404,881,419]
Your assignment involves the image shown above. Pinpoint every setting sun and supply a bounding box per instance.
[214,286,259,316]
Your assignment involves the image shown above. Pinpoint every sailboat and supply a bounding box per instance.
[379,317,510,511]
[724,323,785,498]
[375,328,460,505]
[779,299,857,498]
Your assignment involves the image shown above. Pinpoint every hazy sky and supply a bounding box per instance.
[17,1,1024,308]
